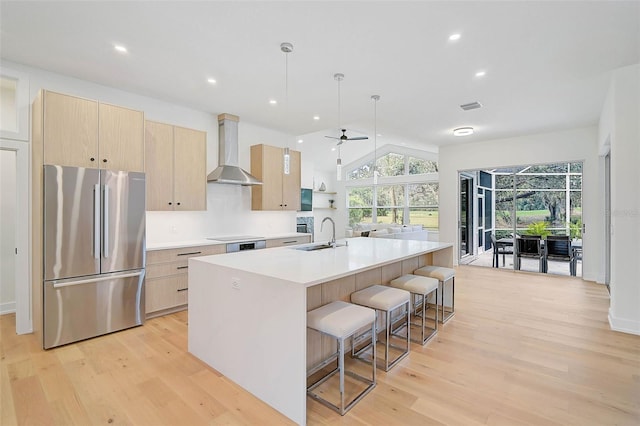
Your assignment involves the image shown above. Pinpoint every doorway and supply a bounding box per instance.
[459,174,474,263]
[0,140,30,334]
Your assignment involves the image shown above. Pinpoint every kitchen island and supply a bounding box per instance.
[188,237,453,425]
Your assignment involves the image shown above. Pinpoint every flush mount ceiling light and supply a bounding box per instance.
[297,139,303,144]
[313,116,320,120]
[448,33,461,41]
[114,44,127,53]
[475,71,486,77]
[269,99,277,105]
[453,127,474,136]
[207,78,217,84]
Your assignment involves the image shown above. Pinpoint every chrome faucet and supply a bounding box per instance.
[321,217,336,247]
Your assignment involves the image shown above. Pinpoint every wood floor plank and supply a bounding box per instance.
[1,265,639,425]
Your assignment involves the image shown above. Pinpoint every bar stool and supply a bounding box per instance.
[307,301,377,415]
[350,285,411,371]
[390,275,438,345]
[414,265,455,323]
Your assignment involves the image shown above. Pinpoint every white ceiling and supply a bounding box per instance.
[1,1,639,160]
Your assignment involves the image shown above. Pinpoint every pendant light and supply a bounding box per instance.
[371,95,380,185]
[281,42,293,175]
[334,73,344,181]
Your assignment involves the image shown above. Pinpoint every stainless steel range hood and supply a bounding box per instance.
[207,113,262,186]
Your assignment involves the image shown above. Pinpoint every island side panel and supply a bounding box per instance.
[188,258,307,425]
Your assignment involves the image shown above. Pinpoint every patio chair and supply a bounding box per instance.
[545,235,576,276]
[490,234,513,267]
[515,235,545,273]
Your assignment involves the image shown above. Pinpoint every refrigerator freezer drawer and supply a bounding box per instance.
[44,270,145,349]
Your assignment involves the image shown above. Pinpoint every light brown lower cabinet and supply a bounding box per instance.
[145,244,224,318]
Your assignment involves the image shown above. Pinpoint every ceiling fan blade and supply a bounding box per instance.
[347,136,369,140]
[324,135,340,140]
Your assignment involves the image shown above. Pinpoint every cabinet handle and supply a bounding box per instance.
[168,202,172,205]
[103,159,107,163]
[176,202,181,206]
[177,288,188,292]
[90,157,95,162]
[177,251,202,256]
[176,266,188,270]
[282,240,297,244]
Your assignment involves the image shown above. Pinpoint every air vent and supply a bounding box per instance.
[460,101,482,111]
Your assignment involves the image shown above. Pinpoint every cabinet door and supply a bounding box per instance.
[43,91,98,168]
[174,126,206,211]
[251,144,285,210]
[145,275,188,314]
[145,121,174,211]
[99,103,144,172]
[282,149,301,211]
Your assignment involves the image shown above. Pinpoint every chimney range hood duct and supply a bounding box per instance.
[207,113,262,186]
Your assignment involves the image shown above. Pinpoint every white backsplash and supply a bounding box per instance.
[146,183,297,243]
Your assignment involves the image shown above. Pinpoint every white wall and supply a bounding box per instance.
[438,126,601,283]
[599,64,640,335]
[0,150,16,314]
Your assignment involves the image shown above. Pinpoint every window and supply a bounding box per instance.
[346,149,439,229]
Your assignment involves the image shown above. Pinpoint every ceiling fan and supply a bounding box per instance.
[325,128,368,145]
[325,73,368,145]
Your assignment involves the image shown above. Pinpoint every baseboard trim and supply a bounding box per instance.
[608,310,640,335]
[0,301,16,315]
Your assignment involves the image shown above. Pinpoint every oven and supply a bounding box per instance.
[206,235,267,253]
[226,240,266,253]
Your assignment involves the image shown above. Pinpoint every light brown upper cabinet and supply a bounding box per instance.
[145,120,207,211]
[251,144,301,211]
[41,90,144,171]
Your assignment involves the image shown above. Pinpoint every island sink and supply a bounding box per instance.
[293,242,346,251]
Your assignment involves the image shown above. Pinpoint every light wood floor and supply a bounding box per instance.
[2,266,639,425]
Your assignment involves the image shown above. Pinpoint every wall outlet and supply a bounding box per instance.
[232,277,240,290]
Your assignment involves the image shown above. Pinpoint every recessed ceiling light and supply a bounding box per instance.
[313,116,320,121]
[453,127,474,136]
[475,71,486,77]
[377,133,383,137]
[207,78,217,84]
[331,147,336,151]
[449,33,461,41]
[297,139,303,144]
[269,99,277,105]
[114,44,127,53]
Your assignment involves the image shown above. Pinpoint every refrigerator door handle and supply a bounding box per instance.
[94,184,100,259]
[51,271,144,289]
[102,184,109,258]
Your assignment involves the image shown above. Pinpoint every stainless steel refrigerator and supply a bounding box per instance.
[43,165,146,349]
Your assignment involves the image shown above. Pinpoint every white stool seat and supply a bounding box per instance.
[414,265,455,281]
[390,274,439,345]
[414,265,456,324]
[390,275,438,295]
[350,285,410,311]
[351,285,411,371]
[307,301,376,415]
[308,301,376,339]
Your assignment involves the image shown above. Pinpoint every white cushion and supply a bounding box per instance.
[389,226,403,234]
[411,225,423,232]
[307,301,375,339]
[390,274,438,295]
[351,285,410,311]
[369,229,389,237]
[401,226,412,232]
[414,265,455,282]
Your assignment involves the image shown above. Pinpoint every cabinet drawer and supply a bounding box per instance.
[146,261,189,279]
[146,244,225,264]
[146,275,188,313]
[266,235,311,248]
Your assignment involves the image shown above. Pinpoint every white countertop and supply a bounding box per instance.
[146,232,311,251]
[191,237,452,287]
